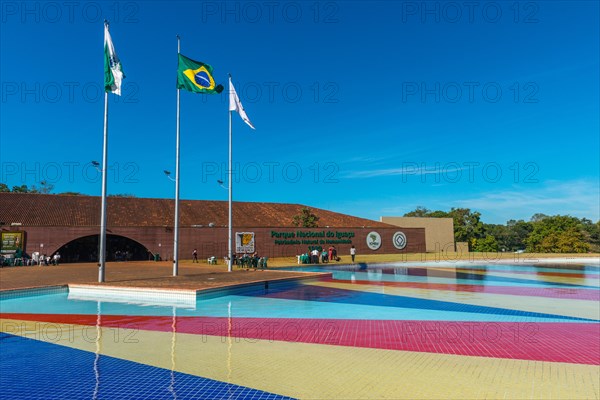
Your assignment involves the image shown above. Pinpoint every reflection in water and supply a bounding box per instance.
[227,301,233,383]
[457,266,488,281]
[169,306,177,400]
[92,301,101,400]
[367,268,383,281]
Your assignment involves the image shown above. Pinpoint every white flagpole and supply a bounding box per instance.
[173,35,181,276]
[98,21,109,283]
[228,75,233,273]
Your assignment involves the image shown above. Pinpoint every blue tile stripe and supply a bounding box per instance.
[0,333,296,400]
[252,285,597,322]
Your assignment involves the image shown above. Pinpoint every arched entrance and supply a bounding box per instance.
[55,234,150,263]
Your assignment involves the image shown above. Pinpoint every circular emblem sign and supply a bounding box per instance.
[392,231,407,250]
[366,231,382,250]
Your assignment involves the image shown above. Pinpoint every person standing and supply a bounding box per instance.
[192,249,198,263]
[310,248,320,264]
[321,248,328,263]
[350,245,356,263]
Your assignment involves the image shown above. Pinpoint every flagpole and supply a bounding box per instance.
[173,35,181,277]
[228,74,233,273]
[98,21,109,283]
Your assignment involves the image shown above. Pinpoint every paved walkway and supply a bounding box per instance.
[0,261,326,292]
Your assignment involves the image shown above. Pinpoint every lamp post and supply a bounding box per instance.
[91,159,107,282]
[216,180,232,272]
[163,170,177,267]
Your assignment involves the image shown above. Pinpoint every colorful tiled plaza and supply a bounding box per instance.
[1,260,599,399]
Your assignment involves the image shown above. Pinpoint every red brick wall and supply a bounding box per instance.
[10,225,426,261]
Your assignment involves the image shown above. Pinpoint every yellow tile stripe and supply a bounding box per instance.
[2,318,599,400]
[309,281,600,320]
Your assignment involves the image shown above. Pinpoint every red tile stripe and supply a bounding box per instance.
[3,313,598,365]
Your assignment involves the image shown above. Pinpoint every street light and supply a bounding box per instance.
[217,180,229,190]
[164,170,176,182]
[91,161,101,171]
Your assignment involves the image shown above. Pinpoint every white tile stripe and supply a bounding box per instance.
[68,285,197,308]
[0,274,331,306]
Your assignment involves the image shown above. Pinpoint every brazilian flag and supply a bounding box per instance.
[177,54,223,94]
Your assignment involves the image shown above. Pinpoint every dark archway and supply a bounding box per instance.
[55,234,151,263]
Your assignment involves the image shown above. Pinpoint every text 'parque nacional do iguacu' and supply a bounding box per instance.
[271,230,355,245]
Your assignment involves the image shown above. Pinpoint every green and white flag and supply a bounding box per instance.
[104,24,124,95]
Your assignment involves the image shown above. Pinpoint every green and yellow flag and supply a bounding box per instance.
[176,54,223,94]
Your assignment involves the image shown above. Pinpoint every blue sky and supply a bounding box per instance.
[1,1,598,224]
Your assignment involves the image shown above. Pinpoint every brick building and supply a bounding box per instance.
[0,193,425,262]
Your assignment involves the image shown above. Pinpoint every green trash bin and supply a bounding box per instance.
[154,253,160,262]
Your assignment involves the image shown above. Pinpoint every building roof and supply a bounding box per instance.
[0,193,393,228]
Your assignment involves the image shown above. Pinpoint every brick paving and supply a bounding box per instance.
[0,261,326,292]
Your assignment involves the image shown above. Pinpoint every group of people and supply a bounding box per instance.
[314,246,338,263]
[235,253,268,269]
[300,245,357,264]
[27,251,61,266]
[300,246,339,264]
[192,249,267,269]
[191,244,358,267]
[113,250,132,262]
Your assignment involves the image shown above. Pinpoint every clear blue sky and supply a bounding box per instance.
[1,1,598,224]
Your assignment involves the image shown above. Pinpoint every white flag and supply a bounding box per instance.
[104,24,124,96]
[229,78,255,129]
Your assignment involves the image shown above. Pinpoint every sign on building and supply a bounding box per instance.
[1,231,25,254]
[236,232,255,254]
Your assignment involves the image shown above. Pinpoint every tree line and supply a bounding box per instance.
[404,206,599,253]
[0,183,134,197]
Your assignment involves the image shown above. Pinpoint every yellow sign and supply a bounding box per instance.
[236,232,255,254]
[1,231,25,254]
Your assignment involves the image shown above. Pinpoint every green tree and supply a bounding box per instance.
[0,183,10,192]
[403,207,449,218]
[580,218,600,252]
[530,213,549,222]
[525,215,590,253]
[403,206,432,217]
[30,181,54,194]
[292,207,320,228]
[505,219,533,251]
[11,184,31,193]
[471,235,499,252]
[404,207,483,250]
[448,208,484,247]
[482,224,508,250]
